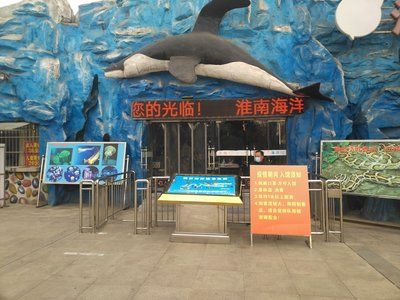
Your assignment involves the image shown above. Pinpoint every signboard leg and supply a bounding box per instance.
[123,155,130,209]
[250,233,254,246]
[307,235,312,249]
[36,155,46,208]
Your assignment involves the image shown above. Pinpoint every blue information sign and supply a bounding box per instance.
[167,174,237,196]
[43,142,126,184]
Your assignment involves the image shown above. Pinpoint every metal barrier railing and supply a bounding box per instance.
[79,180,95,233]
[152,176,173,226]
[228,176,250,223]
[78,174,343,241]
[308,180,326,238]
[325,179,344,242]
[134,179,151,235]
[79,171,135,233]
[151,176,343,240]
[0,172,5,208]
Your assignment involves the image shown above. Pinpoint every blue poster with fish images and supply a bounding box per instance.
[43,142,126,184]
[167,174,237,196]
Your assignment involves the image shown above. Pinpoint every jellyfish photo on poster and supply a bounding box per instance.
[102,144,118,166]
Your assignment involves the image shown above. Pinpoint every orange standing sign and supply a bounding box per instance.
[250,165,311,237]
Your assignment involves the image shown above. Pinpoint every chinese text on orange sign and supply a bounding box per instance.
[250,165,311,237]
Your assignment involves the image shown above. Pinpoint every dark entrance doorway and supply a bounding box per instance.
[143,119,287,177]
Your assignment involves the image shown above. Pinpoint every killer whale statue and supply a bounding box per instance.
[105,0,332,101]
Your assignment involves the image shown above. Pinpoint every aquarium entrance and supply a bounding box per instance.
[143,119,287,177]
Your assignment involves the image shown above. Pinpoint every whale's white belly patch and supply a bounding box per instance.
[124,54,169,77]
[195,62,295,96]
[105,54,295,96]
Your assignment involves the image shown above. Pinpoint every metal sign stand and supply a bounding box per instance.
[36,154,130,208]
[36,155,47,208]
[123,155,130,209]
[250,232,312,249]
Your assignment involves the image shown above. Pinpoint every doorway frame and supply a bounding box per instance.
[143,117,288,177]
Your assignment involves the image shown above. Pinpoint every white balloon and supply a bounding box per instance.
[336,0,384,40]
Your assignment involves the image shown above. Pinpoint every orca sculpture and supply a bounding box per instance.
[105,0,332,101]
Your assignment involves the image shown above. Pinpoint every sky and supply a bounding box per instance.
[0,0,97,14]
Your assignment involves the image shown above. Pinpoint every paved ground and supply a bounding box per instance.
[1,204,400,300]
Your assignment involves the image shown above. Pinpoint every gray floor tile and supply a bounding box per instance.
[1,204,400,300]
[143,265,199,288]
[77,284,136,300]
[190,289,245,300]
[194,269,244,292]
[291,274,354,298]
[244,271,297,293]
[132,285,191,300]
[200,253,243,271]
[245,291,300,300]
[18,275,96,300]
[342,277,400,299]
[241,255,287,273]
[284,258,335,277]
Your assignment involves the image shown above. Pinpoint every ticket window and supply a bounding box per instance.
[246,120,287,165]
[209,119,287,175]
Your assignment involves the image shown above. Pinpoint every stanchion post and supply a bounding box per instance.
[111,178,115,220]
[322,180,328,241]
[147,180,151,235]
[148,180,152,229]
[93,181,98,233]
[324,181,329,242]
[134,180,138,234]
[133,179,151,235]
[153,177,158,227]
[142,184,145,233]
[79,182,83,233]
[325,179,344,242]
[105,180,109,220]
[339,187,344,242]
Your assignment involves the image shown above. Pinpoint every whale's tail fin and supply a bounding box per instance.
[193,0,251,34]
[294,83,334,102]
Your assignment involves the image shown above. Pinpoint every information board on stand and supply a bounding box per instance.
[250,165,311,246]
[42,142,127,184]
[158,174,242,205]
[321,140,400,199]
[167,174,237,196]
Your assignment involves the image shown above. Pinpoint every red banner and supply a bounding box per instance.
[24,141,40,167]
[132,97,304,120]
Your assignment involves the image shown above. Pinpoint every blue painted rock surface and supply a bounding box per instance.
[0,1,399,214]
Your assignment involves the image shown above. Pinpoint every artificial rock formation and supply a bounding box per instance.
[0,1,398,215]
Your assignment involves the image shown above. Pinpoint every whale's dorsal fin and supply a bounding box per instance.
[169,56,201,84]
[193,0,251,34]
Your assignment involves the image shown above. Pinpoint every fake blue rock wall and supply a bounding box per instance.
[0,1,398,213]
